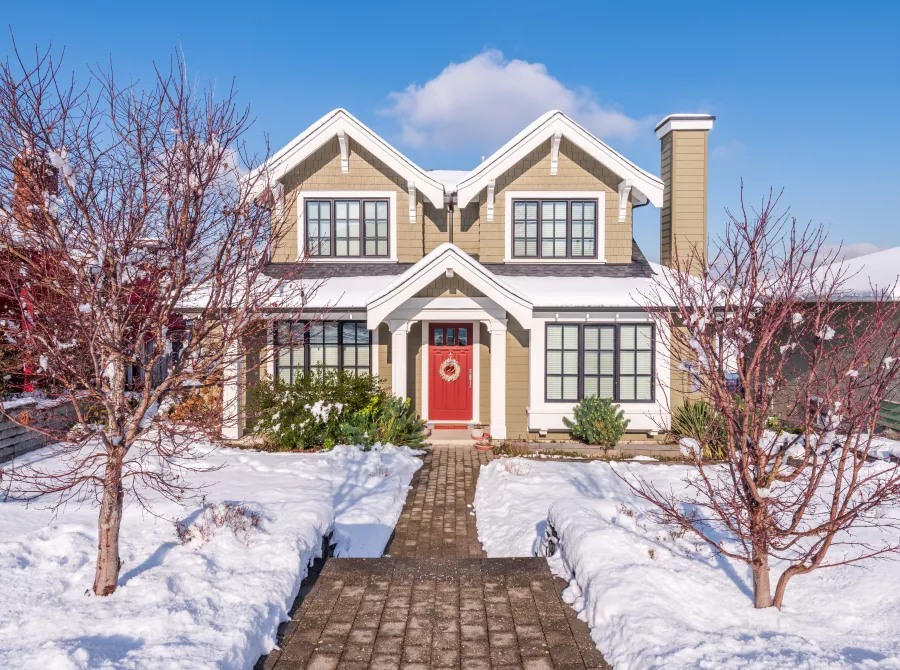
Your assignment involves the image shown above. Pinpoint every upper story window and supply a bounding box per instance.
[305,198,389,258]
[512,198,597,259]
[545,323,654,402]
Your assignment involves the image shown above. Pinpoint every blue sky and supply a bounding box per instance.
[5,0,898,262]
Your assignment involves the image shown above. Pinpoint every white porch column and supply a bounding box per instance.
[390,320,410,400]
[488,320,507,439]
[221,341,243,440]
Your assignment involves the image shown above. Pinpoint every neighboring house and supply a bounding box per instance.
[222,109,716,440]
[814,247,900,426]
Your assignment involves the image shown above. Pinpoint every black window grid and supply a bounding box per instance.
[512,198,598,259]
[545,323,655,403]
[274,321,372,382]
[305,198,390,258]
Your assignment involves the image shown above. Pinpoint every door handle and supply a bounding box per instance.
[468,369,473,388]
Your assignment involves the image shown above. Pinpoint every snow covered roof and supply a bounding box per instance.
[425,169,470,192]
[817,247,900,300]
[260,253,676,314]
[504,263,677,309]
[455,110,664,208]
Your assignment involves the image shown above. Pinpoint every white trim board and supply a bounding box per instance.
[295,190,398,263]
[503,191,607,264]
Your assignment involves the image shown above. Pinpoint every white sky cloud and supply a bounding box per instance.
[382,50,652,150]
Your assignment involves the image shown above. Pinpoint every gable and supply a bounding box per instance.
[456,111,663,209]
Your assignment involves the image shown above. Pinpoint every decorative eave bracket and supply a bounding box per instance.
[550,131,562,175]
[272,181,285,221]
[486,180,496,222]
[618,180,633,223]
[337,130,349,173]
[407,181,416,223]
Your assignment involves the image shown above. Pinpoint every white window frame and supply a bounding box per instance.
[503,190,607,263]
[297,190,398,262]
[527,313,670,432]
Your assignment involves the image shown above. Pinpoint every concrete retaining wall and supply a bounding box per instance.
[0,400,78,463]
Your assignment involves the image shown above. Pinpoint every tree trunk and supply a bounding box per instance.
[93,454,125,596]
[752,550,772,608]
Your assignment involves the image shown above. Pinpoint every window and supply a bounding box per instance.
[619,325,654,401]
[274,321,371,382]
[364,201,389,257]
[582,325,615,399]
[545,323,654,402]
[305,198,389,258]
[512,198,598,259]
[306,201,331,256]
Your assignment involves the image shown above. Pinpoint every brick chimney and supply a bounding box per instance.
[12,151,59,230]
[656,114,715,275]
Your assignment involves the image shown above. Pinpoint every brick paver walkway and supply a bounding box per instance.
[385,446,493,558]
[261,446,611,670]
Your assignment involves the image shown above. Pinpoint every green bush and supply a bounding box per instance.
[670,400,728,458]
[340,395,427,449]
[247,370,386,450]
[563,396,630,448]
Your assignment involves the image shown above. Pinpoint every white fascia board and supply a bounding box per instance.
[366,243,533,329]
[251,109,445,205]
[456,111,664,208]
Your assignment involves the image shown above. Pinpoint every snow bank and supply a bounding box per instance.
[0,441,421,669]
[475,458,900,669]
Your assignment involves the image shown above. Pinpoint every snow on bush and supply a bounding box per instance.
[175,502,263,548]
[475,457,900,669]
[0,441,422,669]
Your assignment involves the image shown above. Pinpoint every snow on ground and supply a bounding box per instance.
[0,440,421,669]
[475,457,900,670]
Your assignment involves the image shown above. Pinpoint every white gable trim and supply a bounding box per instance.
[366,243,533,329]
[456,111,663,209]
[257,109,444,205]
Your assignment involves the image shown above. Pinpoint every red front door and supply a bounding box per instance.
[429,323,473,421]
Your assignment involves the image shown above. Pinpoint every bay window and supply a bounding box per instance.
[545,323,654,402]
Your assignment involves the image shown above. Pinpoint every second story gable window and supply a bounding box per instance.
[305,198,390,258]
[512,198,598,259]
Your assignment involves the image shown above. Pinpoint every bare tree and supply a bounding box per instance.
[0,41,304,595]
[635,189,900,609]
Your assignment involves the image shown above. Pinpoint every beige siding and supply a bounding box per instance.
[274,135,638,266]
[423,203,448,254]
[478,138,633,263]
[275,137,444,263]
[506,315,530,438]
[378,324,392,393]
[659,133,673,267]
[408,322,422,412]
[660,130,708,274]
[479,323,491,425]
[668,325,697,411]
[414,275,485,298]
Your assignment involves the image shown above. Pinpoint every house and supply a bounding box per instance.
[222,109,716,440]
